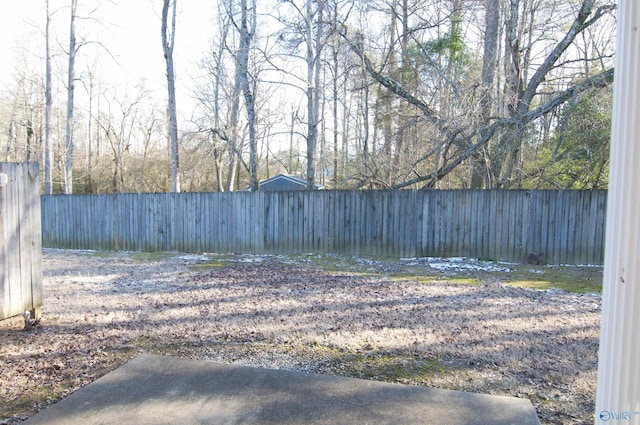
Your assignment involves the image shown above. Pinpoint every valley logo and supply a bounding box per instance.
[599,410,640,422]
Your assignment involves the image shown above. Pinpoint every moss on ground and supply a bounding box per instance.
[0,386,65,421]
[392,274,482,286]
[129,251,175,262]
[190,259,231,270]
[281,253,602,294]
[85,249,604,294]
[479,264,602,294]
[336,352,450,384]
[71,247,603,294]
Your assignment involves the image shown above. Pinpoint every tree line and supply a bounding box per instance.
[0,0,616,193]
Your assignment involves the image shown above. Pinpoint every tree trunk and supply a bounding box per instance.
[212,5,229,192]
[393,0,410,179]
[213,147,225,192]
[305,0,316,189]
[44,0,53,194]
[471,0,500,189]
[86,66,96,194]
[239,0,259,191]
[288,107,297,173]
[64,0,77,194]
[332,43,339,186]
[226,35,243,192]
[305,0,324,189]
[162,0,180,193]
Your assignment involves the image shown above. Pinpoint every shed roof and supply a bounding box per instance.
[245,174,323,191]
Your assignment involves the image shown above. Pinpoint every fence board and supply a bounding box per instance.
[16,166,27,310]
[508,191,518,261]
[432,191,442,256]
[487,191,496,261]
[586,192,598,265]
[547,192,558,264]
[468,191,477,258]
[500,191,510,261]
[581,191,595,265]
[41,190,608,265]
[385,191,392,256]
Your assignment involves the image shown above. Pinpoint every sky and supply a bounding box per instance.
[0,0,217,111]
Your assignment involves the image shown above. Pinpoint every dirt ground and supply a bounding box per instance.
[1,250,601,425]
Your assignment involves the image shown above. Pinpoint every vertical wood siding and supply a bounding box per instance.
[0,163,43,320]
[41,190,607,265]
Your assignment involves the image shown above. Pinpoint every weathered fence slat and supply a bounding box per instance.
[41,190,608,265]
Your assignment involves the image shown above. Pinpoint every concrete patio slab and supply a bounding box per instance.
[24,354,540,425]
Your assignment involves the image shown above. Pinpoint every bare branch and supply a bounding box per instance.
[520,0,614,111]
[389,68,613,189]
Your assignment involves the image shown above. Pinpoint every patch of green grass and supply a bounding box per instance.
[129,251,175,262]
[89,250,603,294]
[285,252,400,273]
[444,277,482,286]
[278,341,454,385]
[0,385,68,422]
[504,267,602,293]
[337,352,450,384]
[190,259,230,270]
[473,263,603,294]
[391,274,481,286]
[290,253,603,294]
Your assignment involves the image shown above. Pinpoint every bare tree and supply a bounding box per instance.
[63,0,78,194]
[2,66,43,165]
[471,0,500,188]
[305,0,325,189]
[1,0,617,192]
[135,107,163,192]
[209,4,232,192]
[325,0,354,186]
[274,0,327,188]
[238,0,259,190]
[162,0,180,192]
[345,0,615,189]
[44,0,53,194]
[195,0,270,191]
[196,0,249,192]
[84,56,99,193]
[192,1,235,191]
[98,86,146,193]
[226,2,246,192]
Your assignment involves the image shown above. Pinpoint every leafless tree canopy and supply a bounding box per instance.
[0,0,615,192]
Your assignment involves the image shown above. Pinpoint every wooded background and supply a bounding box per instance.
[41,189,607,265]
[0,1,615,195]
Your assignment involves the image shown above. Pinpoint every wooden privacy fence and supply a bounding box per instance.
[41,189,607,265]
[0,162,43,322]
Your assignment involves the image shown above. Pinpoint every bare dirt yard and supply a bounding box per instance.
[1,250,602,425]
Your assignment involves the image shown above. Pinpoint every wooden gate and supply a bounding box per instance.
[0,163,42,323]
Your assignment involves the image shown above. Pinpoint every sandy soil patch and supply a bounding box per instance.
[0,250,601,425]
